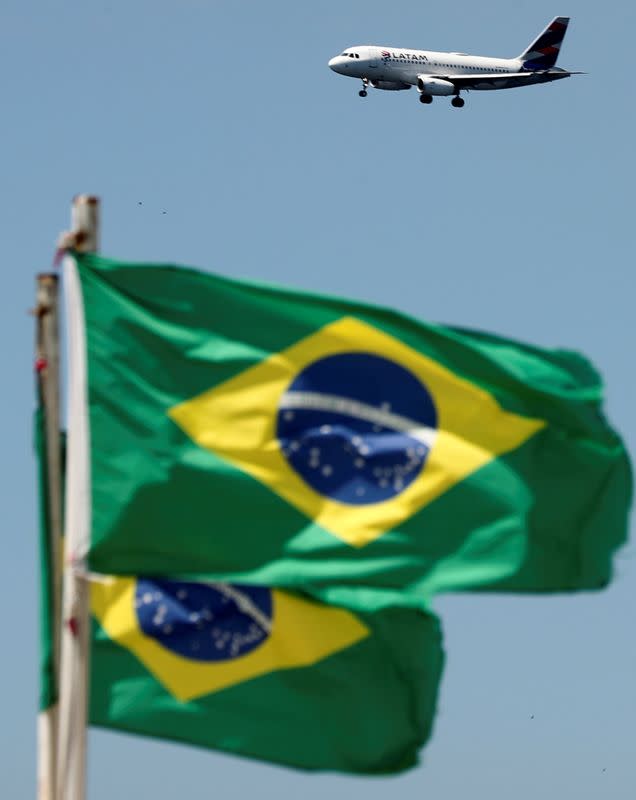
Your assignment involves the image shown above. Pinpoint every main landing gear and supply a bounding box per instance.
[359,78,369,97]
[418,93,465,107]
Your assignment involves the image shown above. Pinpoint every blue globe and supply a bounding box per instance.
[135,579,272,662]
[277,352,437,505]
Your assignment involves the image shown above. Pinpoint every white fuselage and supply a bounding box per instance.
[329,46,521,90]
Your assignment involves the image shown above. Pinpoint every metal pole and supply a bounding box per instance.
[35,273,62,800]
[57,196,100,800]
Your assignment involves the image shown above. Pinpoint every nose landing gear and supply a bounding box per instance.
[359,78,369,97]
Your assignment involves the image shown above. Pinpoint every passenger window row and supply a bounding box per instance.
[430,62,508,72]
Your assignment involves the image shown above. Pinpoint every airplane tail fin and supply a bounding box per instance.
[518,16,570,71]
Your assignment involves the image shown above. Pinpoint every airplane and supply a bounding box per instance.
[328,16,580,108]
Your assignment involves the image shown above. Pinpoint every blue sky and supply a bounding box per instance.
[2,1,634,797]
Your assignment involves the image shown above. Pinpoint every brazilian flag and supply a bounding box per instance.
[67,253,631,609]
[35,401,443,774]
[88,575,443,773]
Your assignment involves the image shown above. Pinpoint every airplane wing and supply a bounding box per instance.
[440,70,573,90]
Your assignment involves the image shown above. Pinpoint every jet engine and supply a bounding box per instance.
[369,80,411,91]
[416,75,455,96]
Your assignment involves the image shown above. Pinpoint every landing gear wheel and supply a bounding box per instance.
[419,94,433,104]
[451,96,465,108]
[359,89,368,97]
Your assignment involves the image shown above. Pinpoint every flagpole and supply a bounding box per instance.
[56,196,100,800]
[35,272,63,800]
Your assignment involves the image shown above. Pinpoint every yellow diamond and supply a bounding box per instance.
[91,577,368,702]
[169,317,544,547]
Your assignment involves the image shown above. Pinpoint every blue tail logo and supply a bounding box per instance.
[520,16,570,71]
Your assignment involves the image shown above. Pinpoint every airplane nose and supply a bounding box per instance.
[328,56,339,71]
